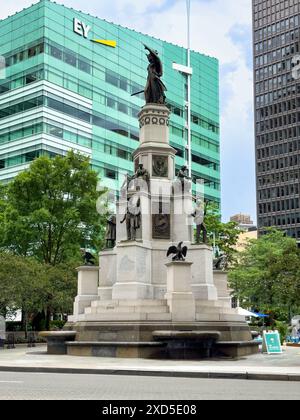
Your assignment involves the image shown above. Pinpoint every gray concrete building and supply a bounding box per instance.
[252,0,300,243]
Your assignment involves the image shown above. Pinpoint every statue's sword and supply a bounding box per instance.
[131,90,144,97]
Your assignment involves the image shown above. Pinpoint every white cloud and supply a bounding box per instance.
[0,0,39,20]
[0,0,255,221]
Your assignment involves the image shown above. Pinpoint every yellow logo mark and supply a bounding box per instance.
[92,40,117,48]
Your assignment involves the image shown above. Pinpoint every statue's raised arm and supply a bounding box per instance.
[144,44,163,77]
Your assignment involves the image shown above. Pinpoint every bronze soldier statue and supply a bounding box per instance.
[105,215,116,249]
[134,164,150,182]
[132,164,150,190]
[176,166,192,193]
[191,200,208,244]
[120,197,141,241]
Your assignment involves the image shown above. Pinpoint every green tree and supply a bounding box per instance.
[1,151,106,264]
[0,152,107,330]
[37,262,77,330]
[0,252,44,333]
[0,252,78,331]
[204,202,240,263]
[229,229,300,321]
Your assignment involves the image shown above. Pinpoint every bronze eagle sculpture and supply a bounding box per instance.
[80,249,96,266]
[167,242,188,261]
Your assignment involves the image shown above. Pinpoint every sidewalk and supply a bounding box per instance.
[0,345,299,381]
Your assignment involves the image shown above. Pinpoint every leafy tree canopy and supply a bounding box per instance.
[1,151,106,265]
[204,202,240,263]
[0,252,77,329]
[229,229,300,321]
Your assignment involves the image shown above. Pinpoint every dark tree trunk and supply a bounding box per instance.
[45,308,51,331]
[21,309,28,339]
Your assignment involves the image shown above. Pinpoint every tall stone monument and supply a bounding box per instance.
[66,46,258,359]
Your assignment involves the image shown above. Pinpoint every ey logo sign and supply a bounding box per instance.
[73,18,117,48]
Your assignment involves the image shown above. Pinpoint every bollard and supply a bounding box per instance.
[27,332,36,348]
[7,333,15,349]
[0,338,4,349]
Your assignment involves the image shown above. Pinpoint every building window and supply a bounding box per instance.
[118,103,128,114]
[50,45,63,60]
[64,52,77,67]
[78,60,91,74]
[119,77,127,91]
[107,97,117,109]
[105,72,118,87]
[117,149,128,160]
[105,169,117,179]
[25,74,37,85]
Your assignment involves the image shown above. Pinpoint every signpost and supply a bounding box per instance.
[262,330,282,354]
[0,316,5,349]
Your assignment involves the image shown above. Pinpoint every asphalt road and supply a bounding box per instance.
[0,371,299,400]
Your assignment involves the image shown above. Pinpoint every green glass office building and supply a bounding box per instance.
[0,0,220,204]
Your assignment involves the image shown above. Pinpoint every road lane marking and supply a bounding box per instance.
[0,381,24,384]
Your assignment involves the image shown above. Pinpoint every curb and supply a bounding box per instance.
[0,366,299,382]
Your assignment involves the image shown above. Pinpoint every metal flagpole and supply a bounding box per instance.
[172,1,193,177]
[186,0,192,178]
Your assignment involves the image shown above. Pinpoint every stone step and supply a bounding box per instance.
[196,313,246,322]
[78,312,172,322]
[196,306,233,315]
[195,300,224,308]
[85,305,170,315]
[91,299,167,308]
[98,306,169,314]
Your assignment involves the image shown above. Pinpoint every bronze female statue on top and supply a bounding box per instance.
[132,45,167,104]
[144,45,167,104]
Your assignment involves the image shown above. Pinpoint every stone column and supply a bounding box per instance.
[214,270,232,308]
[172,189,194,244]
[73,266,99,317]
[98,250,117,300]
[165,261,195,322]
[188,245,218,301]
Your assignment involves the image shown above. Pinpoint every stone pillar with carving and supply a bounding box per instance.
[133,104,176,244]
[112,104,176,300]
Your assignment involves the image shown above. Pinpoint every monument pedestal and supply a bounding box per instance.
[69,266,99,321]
[189,245,218,300]
[214,270,232,308]
[165,261,195,322]
[98,249,116,300]
[112,241,153,300]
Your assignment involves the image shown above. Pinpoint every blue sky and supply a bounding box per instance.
[1,0,256,223]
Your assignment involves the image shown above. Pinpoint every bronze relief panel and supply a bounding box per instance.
[152,155,168,178]
[152,214,171,239]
